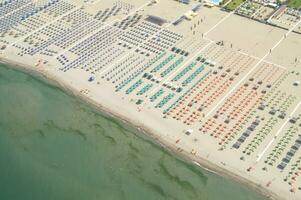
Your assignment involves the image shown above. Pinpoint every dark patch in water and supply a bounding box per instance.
[103,134,116,144]
[128,142,140,154]
[33,129,45,138]
[96,127,117,145]
[92,123,105,134]
[22,146,29,152]
[92,123,117,144]
[158,157,197,197]
[70,128,87,141]
[106,117,132,136]
[127,151,139,160]
[183,161,208,185]
[127,155,143,176]
[43,120,57,129]
[145,181,167,199]
[43,120,89,141]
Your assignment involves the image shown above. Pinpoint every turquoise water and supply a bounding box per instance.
[210,0,222,5]
[0,64,268,200]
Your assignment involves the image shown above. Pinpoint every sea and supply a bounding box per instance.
[0,63,268,200]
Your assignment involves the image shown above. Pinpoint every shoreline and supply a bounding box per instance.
[0,58,280,200]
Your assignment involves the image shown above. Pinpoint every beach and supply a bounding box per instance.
[1,0,301,199]
[0,62,269,200]
[0,56,279,200]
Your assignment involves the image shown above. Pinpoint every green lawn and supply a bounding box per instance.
[224,0,246,11]
[287,0,301,8]
[221,0,230,6]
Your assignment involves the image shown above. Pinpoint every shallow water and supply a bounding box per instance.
[0,64,268,200]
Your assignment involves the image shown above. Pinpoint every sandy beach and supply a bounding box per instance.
[0,57,279,200]
[1,0,301,199]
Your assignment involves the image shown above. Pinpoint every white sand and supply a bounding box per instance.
[1,1,301,200]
